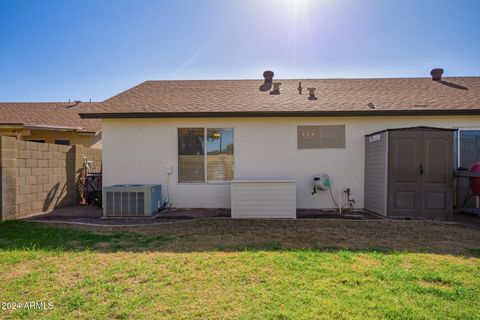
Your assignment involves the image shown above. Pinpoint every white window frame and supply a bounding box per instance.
[177,127,234,185]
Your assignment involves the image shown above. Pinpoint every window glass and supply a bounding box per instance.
[207,128,234,181]
[178,128,205,183]
[457,130,480,209]
[55,139,70,146]
[459,130,480,168]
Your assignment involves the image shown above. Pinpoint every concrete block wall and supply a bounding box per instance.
[0,137,17,220]
[0,137,102,220]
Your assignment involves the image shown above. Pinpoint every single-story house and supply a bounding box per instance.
[0,102,101,148]
[80,70,480,217]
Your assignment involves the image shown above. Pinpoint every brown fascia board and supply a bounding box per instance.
[76,130,98,135]
[79,109,480,119]
[0,123,25,127]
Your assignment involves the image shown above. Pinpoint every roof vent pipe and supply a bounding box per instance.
[270,82,281,95]
[263,70,274,83]
[298,82,303,94]
[259,70,274,92]
[431,68,444,81]
[307,88,317,100]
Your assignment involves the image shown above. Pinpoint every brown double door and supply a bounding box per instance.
[388,129,453,218]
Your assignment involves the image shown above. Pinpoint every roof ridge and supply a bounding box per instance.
[103,80,152,103]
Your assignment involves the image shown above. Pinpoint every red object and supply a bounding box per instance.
[469,162,480,196]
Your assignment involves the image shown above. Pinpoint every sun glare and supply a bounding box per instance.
[287,0,311,10]
[269,0,314,62]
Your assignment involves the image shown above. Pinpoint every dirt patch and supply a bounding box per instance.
[453,212,480,229]
[297,209,380,220]
[58,219,480,255]
[29,205,103,219]
[26,206,228,225]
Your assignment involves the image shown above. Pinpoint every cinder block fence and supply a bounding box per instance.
[0,137,101,220]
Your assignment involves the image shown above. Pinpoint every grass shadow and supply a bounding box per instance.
[0,221,171,253]
[467,248,480,257]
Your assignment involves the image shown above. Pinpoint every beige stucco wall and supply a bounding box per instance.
[102,116,480,209]
[0,129,101,149]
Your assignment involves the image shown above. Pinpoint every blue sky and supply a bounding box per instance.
[1,0,479,102]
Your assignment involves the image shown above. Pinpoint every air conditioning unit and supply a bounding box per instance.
[103,184,162,217]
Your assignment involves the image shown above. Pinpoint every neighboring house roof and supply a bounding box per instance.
[0,102,101,133]
[79,76,480,118]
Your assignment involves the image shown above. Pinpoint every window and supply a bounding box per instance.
[26,139,45,143]
[178,128,205,183]
[55,139,70,146]
[297,125,346,149]
[457,129,480,168]
[178,128,234,183]
[456,129,480,209]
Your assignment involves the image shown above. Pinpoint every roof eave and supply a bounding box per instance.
[23,124,84,131]
[0,123,98,134]
[79,109,480,119]
[0,123,25,128]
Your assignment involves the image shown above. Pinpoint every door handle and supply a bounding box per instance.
[419,164,424,176]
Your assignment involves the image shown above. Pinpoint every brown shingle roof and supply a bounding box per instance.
[0,102,101,133]
[79,77,480,118]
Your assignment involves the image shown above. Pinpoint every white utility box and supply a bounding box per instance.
[230,179,296,219]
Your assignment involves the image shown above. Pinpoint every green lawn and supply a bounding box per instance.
[0,221,479,320]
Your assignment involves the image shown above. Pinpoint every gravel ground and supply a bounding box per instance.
[26,206,381,225]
